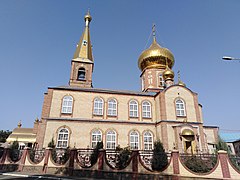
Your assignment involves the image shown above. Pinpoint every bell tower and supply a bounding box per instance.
[69,11,94,88]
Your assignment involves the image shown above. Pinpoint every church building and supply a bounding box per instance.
[11,11,219,154]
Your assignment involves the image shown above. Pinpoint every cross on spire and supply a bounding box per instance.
[152,23,156,42]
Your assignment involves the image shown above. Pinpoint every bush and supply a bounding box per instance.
[9,141,20,161]
[90,141,103,165]
[115,145,131,169]
[151,140,168,171]
[184,156,213,173]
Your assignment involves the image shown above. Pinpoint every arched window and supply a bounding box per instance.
[129,100,138,117]
[61,96,73,114]
[143,131,153,150]
[106,130,116,149]
[91,129,102,148]
[129,131,139,150]
[142,101,151,118]
[107,99,117,116]
[57,128,69,148]
[77,68,86,80]
[93,98,104,115]
[175,99,186,117]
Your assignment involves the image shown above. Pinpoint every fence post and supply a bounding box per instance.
[98,149,105,171]
[172,150,180,175]
[43,147,52,173]
[218,150,231,179]
[132,150,139,180]
[97,149,105,178]
[68,148,77,176]
[18,147,30,171]
[0,148,9,165]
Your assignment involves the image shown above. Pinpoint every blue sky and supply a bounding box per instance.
[0,0,240,132]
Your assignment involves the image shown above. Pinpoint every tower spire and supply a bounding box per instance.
[73,10,93,61]
[69,10,94,88]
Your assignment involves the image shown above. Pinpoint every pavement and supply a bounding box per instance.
[0,172,106,180]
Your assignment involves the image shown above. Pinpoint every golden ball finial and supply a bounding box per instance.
[84,9,92,22]
[17,120,22,128]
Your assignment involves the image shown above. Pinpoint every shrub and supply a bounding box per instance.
[90,141,103,165]
[9,141,20,161]
[116,145,131,169]
[184,156,212,173]
[151,140,168,171]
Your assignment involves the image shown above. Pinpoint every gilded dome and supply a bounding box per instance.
[138,38,174,71]
[163,67,174,80]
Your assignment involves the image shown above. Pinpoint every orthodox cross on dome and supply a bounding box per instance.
[177,70,181,82]
[152,24,156,42]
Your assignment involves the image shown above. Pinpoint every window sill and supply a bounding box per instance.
[61,113,72,115]
[142,117,152,119]
[107,115,117,117]
[93,114,103,117]
[129,116,139,119]
[176,115,187,118]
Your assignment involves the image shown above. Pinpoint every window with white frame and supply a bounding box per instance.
[107,99,117,116]
[93,98,104,115]
[61,96,73,114]
[106,130,116,149]
[143,131,153,150]
[91,129,102,148]
[129,100,138,117]
[175,99,186,117]
[129,131,139,150]
[142,101,151,118]
[57,128,69,148]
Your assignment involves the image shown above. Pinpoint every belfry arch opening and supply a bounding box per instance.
[77,68,86,80]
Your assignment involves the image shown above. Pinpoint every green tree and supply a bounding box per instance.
[9,140,19,161]
[216,135,230,153]
[48,137,56,148]
[90,141,103,164]
[151,140,168,171]
[115,145,131,169]
[0,130,12,142]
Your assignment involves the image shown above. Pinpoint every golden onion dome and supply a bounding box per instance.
[138,38,174,71]
[163,67,174,80]
[182,129,194,136]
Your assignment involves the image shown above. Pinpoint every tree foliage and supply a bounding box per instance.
[0,130,12,143]
[151,140,168,171]
[216,135,230,153]
[115,145,131,169]
[9,140,20,161]
[90,141,103,165]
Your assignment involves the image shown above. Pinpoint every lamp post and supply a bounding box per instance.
[222,56,240,61]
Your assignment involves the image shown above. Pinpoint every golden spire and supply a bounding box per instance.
[17,120,22,128]
[177,70,186,87]
[73,10,93,62]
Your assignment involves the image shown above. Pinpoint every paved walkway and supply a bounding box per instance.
[0,172,106,180]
